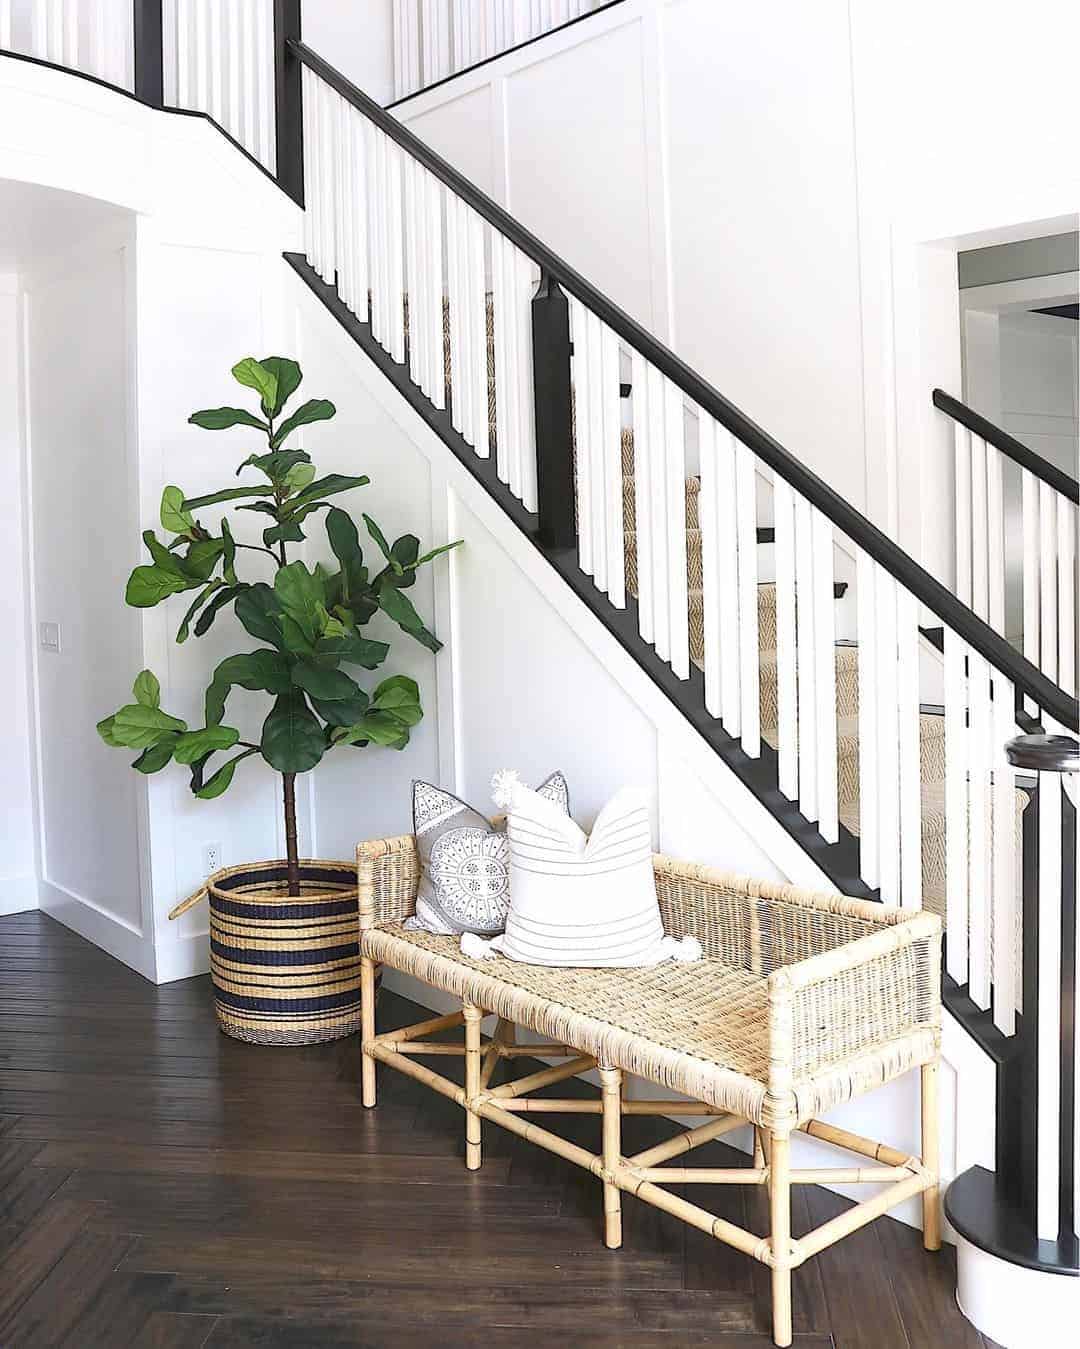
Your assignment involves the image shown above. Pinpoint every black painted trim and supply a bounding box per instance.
[285,251,874,901]
[273,0,304,207]
[0,46,284,196]
[133,0,163,106]
[933,388,1080,503]
[291,39,1077,733]
[384,1,629,110]
[945,1166,1078,1275]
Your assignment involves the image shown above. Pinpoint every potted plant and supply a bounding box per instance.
[97,356,460,1043]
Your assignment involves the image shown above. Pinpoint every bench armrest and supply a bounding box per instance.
[357,835,420,928]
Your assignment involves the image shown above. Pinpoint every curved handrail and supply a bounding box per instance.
[291,39,1078,732]
[933,388,1079,504]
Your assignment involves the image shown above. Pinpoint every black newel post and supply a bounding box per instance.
[273,0,304,207]
[133,0,164,107]
[531,271,577,551]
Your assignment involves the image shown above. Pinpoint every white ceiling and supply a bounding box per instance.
[0,178,132,274]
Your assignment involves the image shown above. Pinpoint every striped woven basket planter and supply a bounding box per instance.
[168,859,378,1046]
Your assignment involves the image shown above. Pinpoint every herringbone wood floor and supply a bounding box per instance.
[0,911,1000,1347]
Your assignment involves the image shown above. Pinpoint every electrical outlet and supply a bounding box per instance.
[40,622,61,652]
[203,842,222,876]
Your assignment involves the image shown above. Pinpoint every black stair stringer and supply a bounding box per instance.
[285,252,873,902]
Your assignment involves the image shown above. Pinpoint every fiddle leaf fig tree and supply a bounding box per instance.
[97,357,461,896]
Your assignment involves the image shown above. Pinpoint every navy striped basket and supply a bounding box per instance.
[169,860,378,1045]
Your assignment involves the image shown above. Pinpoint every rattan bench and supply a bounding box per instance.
[357,837,943,1348]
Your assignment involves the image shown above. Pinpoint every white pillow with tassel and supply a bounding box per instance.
[460,770,701,968]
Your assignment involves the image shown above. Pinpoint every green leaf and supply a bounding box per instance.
[133,670,161,709]
[132,732,181,774]
[333,711,410,750]
[263,519,305,548]
[274,562,326,642]
[309,691,369,727]
[363,514,400,572]
[189,407,268,432]
[283,462,316,494]
[415,539,464,567]
[160,486,195,538]
[326,508,362,566]
[221,520,237,585]
[270,398,336,448]
[205,648,292,725]
[378,583,441,652]
[260,692,326,773]
[176,582,222,643]
[194,748,259,800]
[192,584,248,637]
[173,724,241,765]
[291,662,362,702]
[259,357,302,417]
[182,486,276,511]
[234,585,286,649]
[314,630,389,670]
[126,565,197,608]
[184,537,225,581]
[236,501,281,518]
[231,356,278,414]
[236,449,310,480]
[96,714,124,747]
[371,674,422,726]
[390,534,421,570]
[142,530,187,576]
[286,474,370,514]
[111,703,188,749]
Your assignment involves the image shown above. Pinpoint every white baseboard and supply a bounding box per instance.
[0,874,40,915]
[39,878,155,981]
[153,930,211,984]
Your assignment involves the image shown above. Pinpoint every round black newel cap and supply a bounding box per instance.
[1005,732,1080,774]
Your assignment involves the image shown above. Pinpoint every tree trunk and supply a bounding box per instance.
[282,772,300,897]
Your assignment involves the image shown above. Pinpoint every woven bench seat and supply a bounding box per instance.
[356,835,943,1348]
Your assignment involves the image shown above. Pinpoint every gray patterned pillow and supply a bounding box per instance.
[406,773,570,936]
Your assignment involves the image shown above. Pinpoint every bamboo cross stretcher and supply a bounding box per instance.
[357,837,944,1349]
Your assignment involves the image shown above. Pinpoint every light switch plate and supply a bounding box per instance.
[40,622,61,653]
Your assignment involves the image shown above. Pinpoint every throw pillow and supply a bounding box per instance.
[406,772,570,936]
[460,770,702,967]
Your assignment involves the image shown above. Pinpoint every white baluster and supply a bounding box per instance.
[585,308,607,591]
[1057,496,1075,695]
[239,0,256,154]
[897,588,921,906]
[967,651,991,1010]
[857,551,879,889]
[334,93,349,296]
[93,0,111,81]
[774,478,798,800]
[45,0,60,61]
[814,510,838,843]
[970,433,989,622]
[444,195,465,432]
[491,234,511,487]
[317,82,337,287]
[734,439,758,750]
[207,0,223,124]
[987,444,1005,635]
[1036,769,1062,1239]
[191,0,209,110]
[467,209,488,456]
[301,67,317,270]
[31,1,46,58]
[646,364,669,662]
[666,381,690,678]
[226,0,241,145]
[715,426,740,734]
[0,1,11,51]
[423,174,443,408]
[451,0,465,73]
[1040,481,1058,683]
[363,121,379,328]
[61,0,77,67]
[402,0,420,95]
[698,411,720,714]
[340,102,358,314]
[601,323,624,607]
[795,497,817,821]
[387,143,406,364]
[991,671,1018,1035]
[569,297,594,579]
[944,629,968,985]
[420,0,436,87]
[481,0,496,62]
[630,351,655,647]
[1022,469,1040,713]
[372,128,389,346]
[875,568,900,905]
[393,0,405,98]
[514,250,538,512]
[404,158,421,385]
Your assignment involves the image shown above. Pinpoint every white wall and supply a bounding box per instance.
[302,0,395,104]
[999,311,1079,478]
[0,278,37,914]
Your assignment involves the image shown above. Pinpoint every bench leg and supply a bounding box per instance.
[600,1065,623,1249]
[464,1001,483,1170]
[360,957,377,1108]
[921,1060,941,1251]
[769,1129,792,1348]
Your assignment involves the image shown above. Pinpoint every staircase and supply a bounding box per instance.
[4,3,1077,1338]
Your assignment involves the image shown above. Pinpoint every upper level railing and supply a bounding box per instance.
[388,0,619,104]
[934,387,1079,700]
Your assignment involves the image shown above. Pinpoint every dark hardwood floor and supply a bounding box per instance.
[0,911,999,1347]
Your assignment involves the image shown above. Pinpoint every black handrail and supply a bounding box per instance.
[933,389,1080,504]
[385,0,628,111]
[291,39,1078,732]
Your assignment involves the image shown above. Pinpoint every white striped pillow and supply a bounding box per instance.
[460,772,701,968]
